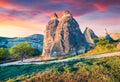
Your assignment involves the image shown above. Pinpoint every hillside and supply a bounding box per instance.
[0,35,120,82]
[0,56,120,82]
[0,34,43,52]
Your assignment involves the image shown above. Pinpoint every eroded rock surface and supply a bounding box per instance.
[84,27,98,47]
[50,11,88,57]
[42,13,59,57]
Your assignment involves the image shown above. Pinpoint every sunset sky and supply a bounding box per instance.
[0,0,120,37]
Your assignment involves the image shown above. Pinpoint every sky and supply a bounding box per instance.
[0,0,120,37]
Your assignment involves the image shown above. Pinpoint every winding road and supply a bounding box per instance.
[0,52,120,67]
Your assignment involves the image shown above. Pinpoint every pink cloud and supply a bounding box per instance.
[0,0,28,11]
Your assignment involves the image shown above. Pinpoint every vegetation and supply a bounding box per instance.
[0,56,120,82]
[63,37,119,59]
[0,48,8,60]
[9,42,35,61]
[0,37,120,82]
[0,42,38,62]
[82,37,118,55]
[25,56,120,82]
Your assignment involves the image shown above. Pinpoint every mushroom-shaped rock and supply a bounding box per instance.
[42,13,59,58]
[50,10,88,57]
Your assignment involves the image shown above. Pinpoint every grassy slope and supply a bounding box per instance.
[62,39,119,60]
[63,45,119,60]
[0,39,120,82]
[0,56,120,82]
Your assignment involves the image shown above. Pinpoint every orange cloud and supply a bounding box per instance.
[0,11,45,31]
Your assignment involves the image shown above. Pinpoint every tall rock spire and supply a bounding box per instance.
[84,27,98,47]
[104,28,114,42]
[42,13,59,58]
[105,28,108,35]
[50,10,88,57]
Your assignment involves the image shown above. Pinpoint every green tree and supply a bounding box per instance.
[0,48,8,60]
[94,37,110,46]
[9,42,35,62]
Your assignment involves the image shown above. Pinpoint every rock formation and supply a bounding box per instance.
[42,13,59,57]
[109,33,120,41]
[104,28,114,42]
[50,10,88,57]
[84,27,98,47]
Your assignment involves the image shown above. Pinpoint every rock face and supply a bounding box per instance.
[84,27,98,47]
[50,10,88,57]
[110,33,120,41]
[0,34,43,54]
[105,34,114,42]
[104,28,114,42]
[42,13,59,57]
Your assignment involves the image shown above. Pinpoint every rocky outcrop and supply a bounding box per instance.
[42,13,59,57]
[84,27,98,47]
[104,28,114,42]
[50,10,88,57]
[0,34,43,54]
[110,33,120,41]
[105,30,120,42]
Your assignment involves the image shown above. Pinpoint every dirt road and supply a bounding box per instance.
[0,52,120,67]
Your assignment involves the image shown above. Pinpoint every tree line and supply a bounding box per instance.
[0,42,40,62]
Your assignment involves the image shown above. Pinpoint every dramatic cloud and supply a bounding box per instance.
[0,0,28,11]
[0,0,120,37]
[1,0,120,16]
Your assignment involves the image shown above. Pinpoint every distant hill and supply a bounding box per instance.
[0,34,43,53]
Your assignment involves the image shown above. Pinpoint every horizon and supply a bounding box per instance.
[0,0,120,37]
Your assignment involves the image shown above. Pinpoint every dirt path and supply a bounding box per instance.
[0,52,120,67]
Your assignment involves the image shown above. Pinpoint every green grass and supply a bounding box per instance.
[0,56,120,82]
[62,39,120,60]
[0,63,60,81]
[25,56,120,82]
